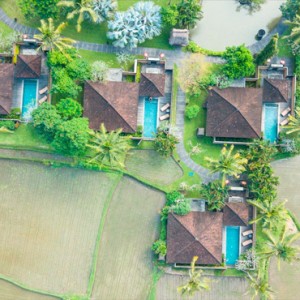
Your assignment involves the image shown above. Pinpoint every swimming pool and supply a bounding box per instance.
[143,98,158,138]
[22,80,38,118]
[226,226,240,265]
[264,104,278,143]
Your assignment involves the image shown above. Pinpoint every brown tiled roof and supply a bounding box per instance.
[167,212,223,265]
[263,78,289,103]
[139,73,165,97]
[0,64,14,114]
[83,81,139,133]
[223,202,250,226]
[206,87,263,139]
[15,55,41,78]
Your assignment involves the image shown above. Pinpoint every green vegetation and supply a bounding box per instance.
[184,41,224,56]
[78,50,120,66]
[255,34,279,66]
[154,130,179,157]
[185,104,200,120]
[56,98,83,120]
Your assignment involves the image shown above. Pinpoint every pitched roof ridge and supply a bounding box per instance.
[171,213,221,264]
[86,81,135,132]
[211,89,260,138]
[226,203,246,226]
[141,73,161,96]
[18,55,39,77]
[265,78,286,102]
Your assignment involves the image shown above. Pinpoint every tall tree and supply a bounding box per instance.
[284,14,300,47]
[176,0,203,29]
[88,123,131,168]
[177,256,210,296]
[284,107,300,135]
[17,0,59,20]
[205,145,247,187]
[260,226,300,270]
[248,199,288,229]
[34,18,75,52]
[57,0,97,32]
[154,130,179,157]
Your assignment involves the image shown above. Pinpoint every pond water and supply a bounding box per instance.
[190,0,285,51]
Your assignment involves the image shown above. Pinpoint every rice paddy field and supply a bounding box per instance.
[269,156,300,300]
[125,150,183,186]
[92,177,165,300]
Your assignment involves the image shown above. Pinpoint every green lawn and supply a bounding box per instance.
[0,0,179,49]
[0,20,13,35]
[277,28,294,58]
[0,124,52,151]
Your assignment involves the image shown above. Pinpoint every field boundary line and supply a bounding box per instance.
[86,173,123,297]
[0,274,63,299]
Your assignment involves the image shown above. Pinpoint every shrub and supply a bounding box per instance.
[5,108,21,120]
[255,34,278,66]
[222,45,255,79]
[185,104,200,119]
[91,61,109,82]
[184,41,223,56]
[159,219,167,240]
[92,0,118,23]
[56,98,83,120]
[154,130,179,157]
[0,120,15,131]
[280,0,300,21]
[171,198,191,215]
[176,0,203,29]
[152,239,167,256]
[166,191,182,206]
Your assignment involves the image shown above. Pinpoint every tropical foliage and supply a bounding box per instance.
[152,239,167,256]
[205,145,247,187]
[248,199,288,229]
[88,123,131,168]
[284,14,300,54]
[280,0,300,21]
[0,31,19,54]
[17,0,59,19]
[57,0,97,32]
[221,45,255,79]
[92,0,117,23]
[176,0,203,29]
[34,18,75,52]
[260,225,300,270]
[56,98,83,120]
[185,104,200,119]
[154,130,179,157]
[255,34,279,66]
[52,118,90,156]
[177,256,210,296]
[107,1,162,48]
[199,180,228,211]
[285,107,300,135]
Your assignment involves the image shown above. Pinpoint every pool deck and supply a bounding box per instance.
[12,53,49,109]
[137,69,172,128]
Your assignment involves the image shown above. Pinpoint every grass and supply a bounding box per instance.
[0,20,14,35]
[0,124,52,151]
[0,0,179,50]
[78,50,120,67]
[0,159,120,295]
[91,176,165,300]
[277,28,294,58]
[214,268,245,277]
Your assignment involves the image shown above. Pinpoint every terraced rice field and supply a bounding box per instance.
[0,159,120,295]
[126,150,183,186]
[156,274,249,300]
[270,156,300,300]
[91,176,165,300]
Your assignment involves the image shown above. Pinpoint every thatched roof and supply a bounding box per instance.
[169,29,189,46]
[139,73,165,97]
[263,78,289,103]
[167,212,223,265]
[15,55,41,78]
[0,63,14,114]
[206,87,263,139]
[83,81,139,133]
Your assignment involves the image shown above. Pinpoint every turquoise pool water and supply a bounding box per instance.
[22,80,37,118]
[143,98,158,138]
[264,104,278,143]
[226,226,240,265]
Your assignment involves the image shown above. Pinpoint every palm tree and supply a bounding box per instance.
[248,199,288,229]
[87,123,131,168]
[177,0,203,29]
[284,14,300,46]
[57,0,97,32]
[260,225,300,270]
[246,270,274,300]
[177,256,210,296]
[205,145,248,187]
[34,18,75,52]
[284,107,300,135]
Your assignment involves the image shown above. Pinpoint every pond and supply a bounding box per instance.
[190,0,285,51]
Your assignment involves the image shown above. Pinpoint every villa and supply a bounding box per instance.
[167,196,255,267]
[83,58,172,138]
[205,72,295,144]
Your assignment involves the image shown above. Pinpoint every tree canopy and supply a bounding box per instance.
[56,98,83,120]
